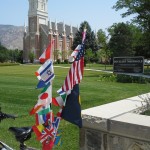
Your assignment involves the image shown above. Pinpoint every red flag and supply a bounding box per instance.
[42,138,54,150]
[39,40,54,63]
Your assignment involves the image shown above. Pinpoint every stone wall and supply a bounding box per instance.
[80,93,150,150]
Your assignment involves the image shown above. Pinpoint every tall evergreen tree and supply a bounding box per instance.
[72,21,98,65]
[72,21,98,51]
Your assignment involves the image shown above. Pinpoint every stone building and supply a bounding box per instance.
[23,0,77,63]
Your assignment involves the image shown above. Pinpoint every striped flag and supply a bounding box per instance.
[32,124,45,139]
[62,44,85,92]
[35,59,55,85]
[35,110,54,127]
[52,96,64,107]
[68,45,81,62]
[39,40,54,63]
[35,105,51,125]
[61,28,86,92]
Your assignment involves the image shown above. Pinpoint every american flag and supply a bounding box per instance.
[62,44,85,92]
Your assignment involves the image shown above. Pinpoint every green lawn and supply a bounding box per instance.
[0,64,150,149]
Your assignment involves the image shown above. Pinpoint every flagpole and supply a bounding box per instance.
[50,40,54,109]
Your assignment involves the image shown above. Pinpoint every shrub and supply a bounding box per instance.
[116,74,150,83]
[64,59,69,64]
[98,74,116,82]
[98,73,150,84]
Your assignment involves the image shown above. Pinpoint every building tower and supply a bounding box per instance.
[23,0,77,63]
[23,0,48,62]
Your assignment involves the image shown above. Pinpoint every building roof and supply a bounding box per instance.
[41,22,78,39]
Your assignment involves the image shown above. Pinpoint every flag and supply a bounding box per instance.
[38,83,52,104]
[39,117,60,143]
[30,83,52,115]
[52,96,64,107]
[42,139,54,150]
[52,117,61,136]
[32,124,45,139]
[62,44,84,92]
[35,106,51,125]
[54,130,62,146]
[52,88,68,107]
[38,125,54,143]
[68,45,81,62]
[35,59,55,86]
[56,108,63,117]
[68,28,86,63]
[39,40,54,63]
[61,84,82,128]
[36,80,47,89]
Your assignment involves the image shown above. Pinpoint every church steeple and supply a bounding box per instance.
[28,0,48,25]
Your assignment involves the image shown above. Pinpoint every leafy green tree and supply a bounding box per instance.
[29,51,34,63]
[113,0,150,57]
[97,29,107,47]
[84,48,94,67]
[108,22,134,57]
[113,0,150,31]
[0,45,9,63]
[97,29,111,61]
[129,24,144,57]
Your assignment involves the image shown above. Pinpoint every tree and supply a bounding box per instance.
[72,21,98,51]
[97,29,111,62]
[72,21,99,66]
[0,45,9,63]
[129,24,144,57]
[113,0,150,57]
[29,51,34,63]
[113,0,150,31]
[108,22,134,57]
[97,29,107,48]
[84,48,94,67]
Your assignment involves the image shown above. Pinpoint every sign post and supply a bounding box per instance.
[113,57,144,74]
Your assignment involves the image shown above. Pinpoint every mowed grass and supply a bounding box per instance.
[0,64,150,150]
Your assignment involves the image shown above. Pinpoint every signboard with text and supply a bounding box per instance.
[113,57,144,73]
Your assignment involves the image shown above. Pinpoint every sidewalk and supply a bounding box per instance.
[54,66,150,78]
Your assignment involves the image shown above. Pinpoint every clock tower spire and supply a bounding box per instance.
[27,0,48,61]
[28,0,48,26]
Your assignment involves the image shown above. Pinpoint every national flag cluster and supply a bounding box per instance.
[30,28,86,150]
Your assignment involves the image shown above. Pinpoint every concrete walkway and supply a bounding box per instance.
[54,65,150,78]
[54,65,113,73]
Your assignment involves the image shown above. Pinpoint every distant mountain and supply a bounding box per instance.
[0,25,24,50]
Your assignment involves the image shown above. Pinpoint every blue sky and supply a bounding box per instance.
[0,0,134,32]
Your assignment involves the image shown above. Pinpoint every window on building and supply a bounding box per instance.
[32,0,34,9]
[41,3,44,10]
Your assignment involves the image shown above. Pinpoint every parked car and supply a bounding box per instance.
[144,59,150,65]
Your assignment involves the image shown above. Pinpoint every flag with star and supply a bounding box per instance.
[35,59,55,88]
[62,43,85,92]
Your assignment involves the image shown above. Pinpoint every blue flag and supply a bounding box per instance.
[61,84,82,128]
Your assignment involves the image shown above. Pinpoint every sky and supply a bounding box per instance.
[0,0,134,33]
